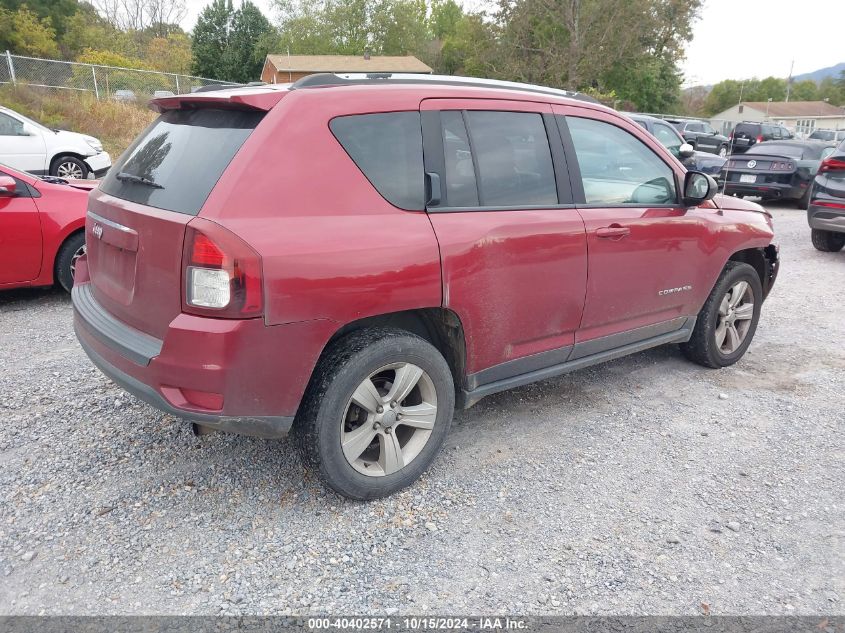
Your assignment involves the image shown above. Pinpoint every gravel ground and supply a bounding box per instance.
[0,204,843,616]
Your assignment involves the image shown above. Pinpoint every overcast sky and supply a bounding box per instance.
[180,0,844,87]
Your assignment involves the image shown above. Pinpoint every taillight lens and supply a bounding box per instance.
[182,218,263,318]
[819,157,845,172]
[756,135,763,143]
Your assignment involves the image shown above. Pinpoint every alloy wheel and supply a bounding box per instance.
[69,243,86,279]
[341,362,438,477]
[715,280,754,354]
[57,161,84,179]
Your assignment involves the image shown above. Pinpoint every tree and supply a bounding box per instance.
[789,79,818,102]
[224,0,274,82]
[0,5,60,57]
[145,32,193,74]
[91,0,187,35]
[192,0,234,79]
[0,0,78,39]
[429,0,462,40]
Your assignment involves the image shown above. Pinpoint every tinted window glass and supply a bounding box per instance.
[441,111,478,207]
[330,112,424,210]
[687,123,704,132]
[464,111,557,206]
[100,108,263,215]
[734,123,758,136]
[567,116,677,205]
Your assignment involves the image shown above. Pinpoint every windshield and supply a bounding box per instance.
[100,108,264,215]
[810,131,834,141]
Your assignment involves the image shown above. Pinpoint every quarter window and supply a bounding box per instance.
[566,116,677,206]
[330,112,425,210]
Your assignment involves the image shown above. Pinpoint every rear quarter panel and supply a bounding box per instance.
[199,88,443,329]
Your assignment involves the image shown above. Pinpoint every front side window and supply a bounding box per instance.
[463,111,557,207]
[330,111,424,211]
[0,113,25,136]
[567,116,677,206]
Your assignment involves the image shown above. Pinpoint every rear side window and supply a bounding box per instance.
[441,111,478,207]
[566,116,677,206]
[464,111,557,206]
[100,108,264,216]
[330,112,424,210]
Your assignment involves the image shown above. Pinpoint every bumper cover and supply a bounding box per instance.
[723,181,803,200]
[84,151,111,177]
[807,203,845,233]
[72,283,295,438]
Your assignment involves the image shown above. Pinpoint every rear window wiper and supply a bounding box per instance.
[115,171,164,189]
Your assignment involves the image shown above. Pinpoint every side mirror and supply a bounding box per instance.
[21,123,37,136]
[0,175,16,196]
[679,143,695,158]
[683,171,717,206]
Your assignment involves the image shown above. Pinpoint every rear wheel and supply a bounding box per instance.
[55,232,86,292]
[295,328,455,500]
[797,187,812,210]
[681,262,762,369]
[51,155,88,180]
[811,229,845,252]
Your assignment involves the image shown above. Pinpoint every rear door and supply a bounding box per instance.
[87,107,265,339]
[0,169,42,284]
[553,105,713,351]
[421,98,588,382]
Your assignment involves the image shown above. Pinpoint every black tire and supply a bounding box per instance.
[811,228,845,252]
[680,261,763,369]
[50,155,89,179]
[294,328,455,500]
[55,232,86,292]
[797,187,811,210]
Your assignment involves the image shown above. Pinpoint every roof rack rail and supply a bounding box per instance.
[290,73,600,104]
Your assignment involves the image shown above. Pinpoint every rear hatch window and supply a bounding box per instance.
[100,108,264,216]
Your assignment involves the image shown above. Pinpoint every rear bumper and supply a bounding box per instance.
[808,203,845,233]
[723,181,803,200]
[71,282,333,438]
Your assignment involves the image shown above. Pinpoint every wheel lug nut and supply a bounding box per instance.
[390,401,396,408]
[377,405,384,413]
[396,413,403,420]
[385,427,392,434]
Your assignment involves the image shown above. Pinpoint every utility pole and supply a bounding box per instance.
[785,59,794,103]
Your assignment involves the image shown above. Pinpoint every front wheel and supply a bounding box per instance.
[811,229,845,252]
[295,328,455,500]
[681,262,762,369]
[55,232,86,292]
[51,155,89,180]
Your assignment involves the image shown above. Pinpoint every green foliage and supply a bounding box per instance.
[699,76,836,116]
[602,55,681,113]
[0,0,77,38]
[0,5,60,57]
[429,0,462,39]
[192,0,274,82]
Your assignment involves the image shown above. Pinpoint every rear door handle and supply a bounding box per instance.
[596,224,630,239]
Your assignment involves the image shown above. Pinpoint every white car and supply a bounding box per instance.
[0,106,111,179]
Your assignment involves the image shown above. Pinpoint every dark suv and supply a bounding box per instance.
[72,74,779,499]
[666,118,730,157]
[730,122,794,154]
[808,138,845,252]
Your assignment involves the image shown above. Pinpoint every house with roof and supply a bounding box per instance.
[260,53,432,84]
[711,100,845,137]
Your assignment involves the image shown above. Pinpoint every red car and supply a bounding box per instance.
[73,75,779,499]
[0,163,94,292]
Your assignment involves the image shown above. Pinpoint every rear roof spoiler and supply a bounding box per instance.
[150,84,283,113]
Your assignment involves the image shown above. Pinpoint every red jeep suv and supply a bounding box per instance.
[73,74,779,499]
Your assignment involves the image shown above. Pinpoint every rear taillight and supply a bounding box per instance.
[182,218,263,318]
[819,157,845,173]
[729,132,733,140]
[756,135,763,143]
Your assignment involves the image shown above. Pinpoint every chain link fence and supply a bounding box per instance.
[0,52,237,101]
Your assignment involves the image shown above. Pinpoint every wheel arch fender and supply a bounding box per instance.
[728,245,778,299]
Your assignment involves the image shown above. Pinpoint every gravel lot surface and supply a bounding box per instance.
[0,204,842,616]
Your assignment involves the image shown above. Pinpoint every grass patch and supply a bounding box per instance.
[0,84,156,159]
